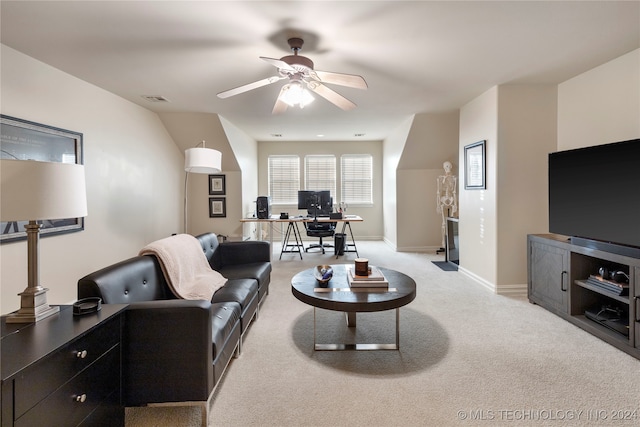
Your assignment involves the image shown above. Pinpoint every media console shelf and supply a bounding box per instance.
[528,234,639,360]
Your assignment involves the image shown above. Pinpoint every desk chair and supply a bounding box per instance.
[304,221,336,254]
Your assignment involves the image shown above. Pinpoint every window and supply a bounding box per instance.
[341,154,373,204]
[304,155,336,195]
[268,155,299,204]
[268,153,372,206]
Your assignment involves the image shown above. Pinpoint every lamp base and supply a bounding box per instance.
[5,288,60,323]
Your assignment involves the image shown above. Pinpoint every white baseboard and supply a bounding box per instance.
[458,266,527,296]
[495,283,528,297]
[458,266,496,293]
[396,245,442,253]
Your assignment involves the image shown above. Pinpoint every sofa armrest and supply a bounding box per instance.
[218,241,271,266]
[123,299,214,405]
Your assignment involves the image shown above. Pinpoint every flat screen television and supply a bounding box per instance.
[548,138,640,255]
[297,190,332,216]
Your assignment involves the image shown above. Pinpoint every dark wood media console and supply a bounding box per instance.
[528,234,639,361]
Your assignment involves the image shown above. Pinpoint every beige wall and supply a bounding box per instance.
[219,116,259,238]
[558,48,640,150]
[396,169,443,251]
[496,85,557,292]
[458,85,557,294]
[257,140,384,241]
[1,45,183,314]
[382,117,413,248]
[458,87,499,288]
[158,113,249,239]
[396,112,459,251]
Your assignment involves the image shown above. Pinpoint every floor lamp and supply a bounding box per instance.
[0,159,87,323]
[184,141,222,233]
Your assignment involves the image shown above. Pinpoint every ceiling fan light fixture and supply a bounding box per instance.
[217,36,366,113]
[280,81,314,108]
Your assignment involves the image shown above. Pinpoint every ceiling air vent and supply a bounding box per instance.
[141,95,170,103]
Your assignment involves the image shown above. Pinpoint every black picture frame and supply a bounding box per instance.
[464,140,486,190]
[1,115,84,243]
[208,174,225,195]
[209,197,226,218]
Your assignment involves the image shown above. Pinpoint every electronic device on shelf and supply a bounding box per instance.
[584,304,629,337]
[586,274,629,296]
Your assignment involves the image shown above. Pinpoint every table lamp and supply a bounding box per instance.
[184,141,221,233]
[1,159,87,323]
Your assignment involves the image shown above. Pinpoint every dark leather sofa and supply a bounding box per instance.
[77,232,271,425]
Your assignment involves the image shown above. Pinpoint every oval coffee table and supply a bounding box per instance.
[291,264,416,350]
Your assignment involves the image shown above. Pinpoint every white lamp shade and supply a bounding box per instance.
[1,159,88,221]
[184,147,222,174]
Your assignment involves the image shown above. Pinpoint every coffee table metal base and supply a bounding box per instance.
[313,307,400,351]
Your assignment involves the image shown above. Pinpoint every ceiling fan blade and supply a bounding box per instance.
[314,70,368,89]
[260,56,297,73]
[272,86,289,115]
[307,81,357,111]
[217,75,284,99]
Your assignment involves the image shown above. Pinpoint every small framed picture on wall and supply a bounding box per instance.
[209,174,225,195]
[464,140,486,190]
[209,197,226,218]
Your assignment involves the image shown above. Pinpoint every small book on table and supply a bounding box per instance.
[346,265,388,288]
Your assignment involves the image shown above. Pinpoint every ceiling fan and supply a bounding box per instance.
[216,37,367,114]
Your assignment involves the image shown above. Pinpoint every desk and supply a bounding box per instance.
[239,215,363,260]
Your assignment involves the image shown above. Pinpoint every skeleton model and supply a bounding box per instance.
[436,161,457,248]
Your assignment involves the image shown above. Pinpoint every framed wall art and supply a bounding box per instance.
[209,197,226,218]
[0,115,84,243]
[464,140,486,190]
[209,174,225,195]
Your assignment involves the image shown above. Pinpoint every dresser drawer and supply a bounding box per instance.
[13,316,120,419]
[77,390,124,427]
[14,345,120,427]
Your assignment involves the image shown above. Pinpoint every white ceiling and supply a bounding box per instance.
[1,1,638,143]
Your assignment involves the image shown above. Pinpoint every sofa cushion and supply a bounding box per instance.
[218,262,271,290]
[195,233,270,270]
[197,232,221,267]
[211,302,241,359]
[212,279,259,331]
[78,256,171,303]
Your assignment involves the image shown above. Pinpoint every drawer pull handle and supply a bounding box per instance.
[75,394,87,403]
[76,350,88,359]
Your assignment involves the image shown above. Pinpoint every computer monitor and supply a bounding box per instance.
[297,190,332,216]
[315,191,332,216]
[297,190,314,210]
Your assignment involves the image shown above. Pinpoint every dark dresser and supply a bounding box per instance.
[1,304,127,427]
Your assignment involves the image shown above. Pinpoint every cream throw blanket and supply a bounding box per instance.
[139,234,227,301]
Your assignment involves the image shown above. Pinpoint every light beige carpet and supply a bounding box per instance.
[126,241,640,426]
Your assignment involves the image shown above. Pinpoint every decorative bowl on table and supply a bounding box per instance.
[314,265,333,284]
